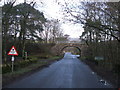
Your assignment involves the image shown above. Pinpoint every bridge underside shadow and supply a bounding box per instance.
[60,46,81,55]
[51,43,87,56]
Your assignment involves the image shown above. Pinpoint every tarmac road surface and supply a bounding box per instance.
[5,52,113,88]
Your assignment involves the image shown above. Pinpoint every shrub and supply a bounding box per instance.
[112,64,120,74]
[3,58,38,73]
[2,64,11,74]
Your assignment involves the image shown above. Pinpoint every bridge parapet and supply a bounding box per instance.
[51,43,87,56]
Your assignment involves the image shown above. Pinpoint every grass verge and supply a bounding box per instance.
[2,56,62,87]
[80,59,118,88]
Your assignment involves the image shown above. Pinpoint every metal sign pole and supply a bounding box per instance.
[11,56,14,72]
[12,61,14,72]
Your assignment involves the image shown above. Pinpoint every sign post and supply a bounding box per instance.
[11,56,14,72]
[8,46,18,72]
[25,52,27,60]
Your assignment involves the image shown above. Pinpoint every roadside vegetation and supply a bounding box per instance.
[57,1,120,87]
[79,3,120,87]
[2,0,64,86]
[2,0,120,88]
[2,55,62,86]
[2,0,65,73]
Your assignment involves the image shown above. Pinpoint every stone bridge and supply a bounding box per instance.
[51,43,88,56]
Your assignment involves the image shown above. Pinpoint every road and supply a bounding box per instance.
[5,52,113,88]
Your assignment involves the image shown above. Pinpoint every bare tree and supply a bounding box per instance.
[41,19,63,43]
[57,1,120,42]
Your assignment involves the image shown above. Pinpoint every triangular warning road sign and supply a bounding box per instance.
[8,46,18,56]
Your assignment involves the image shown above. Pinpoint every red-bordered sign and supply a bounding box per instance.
[8,46,18,56]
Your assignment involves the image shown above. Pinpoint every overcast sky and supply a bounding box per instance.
[1,0,119,38]
[0,0,85,38]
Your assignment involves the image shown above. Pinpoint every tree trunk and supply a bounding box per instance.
[3,17,9,64]
[21,18,26,58]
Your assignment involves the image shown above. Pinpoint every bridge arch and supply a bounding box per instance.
[61,45,81,55]
[51,43,87,56]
